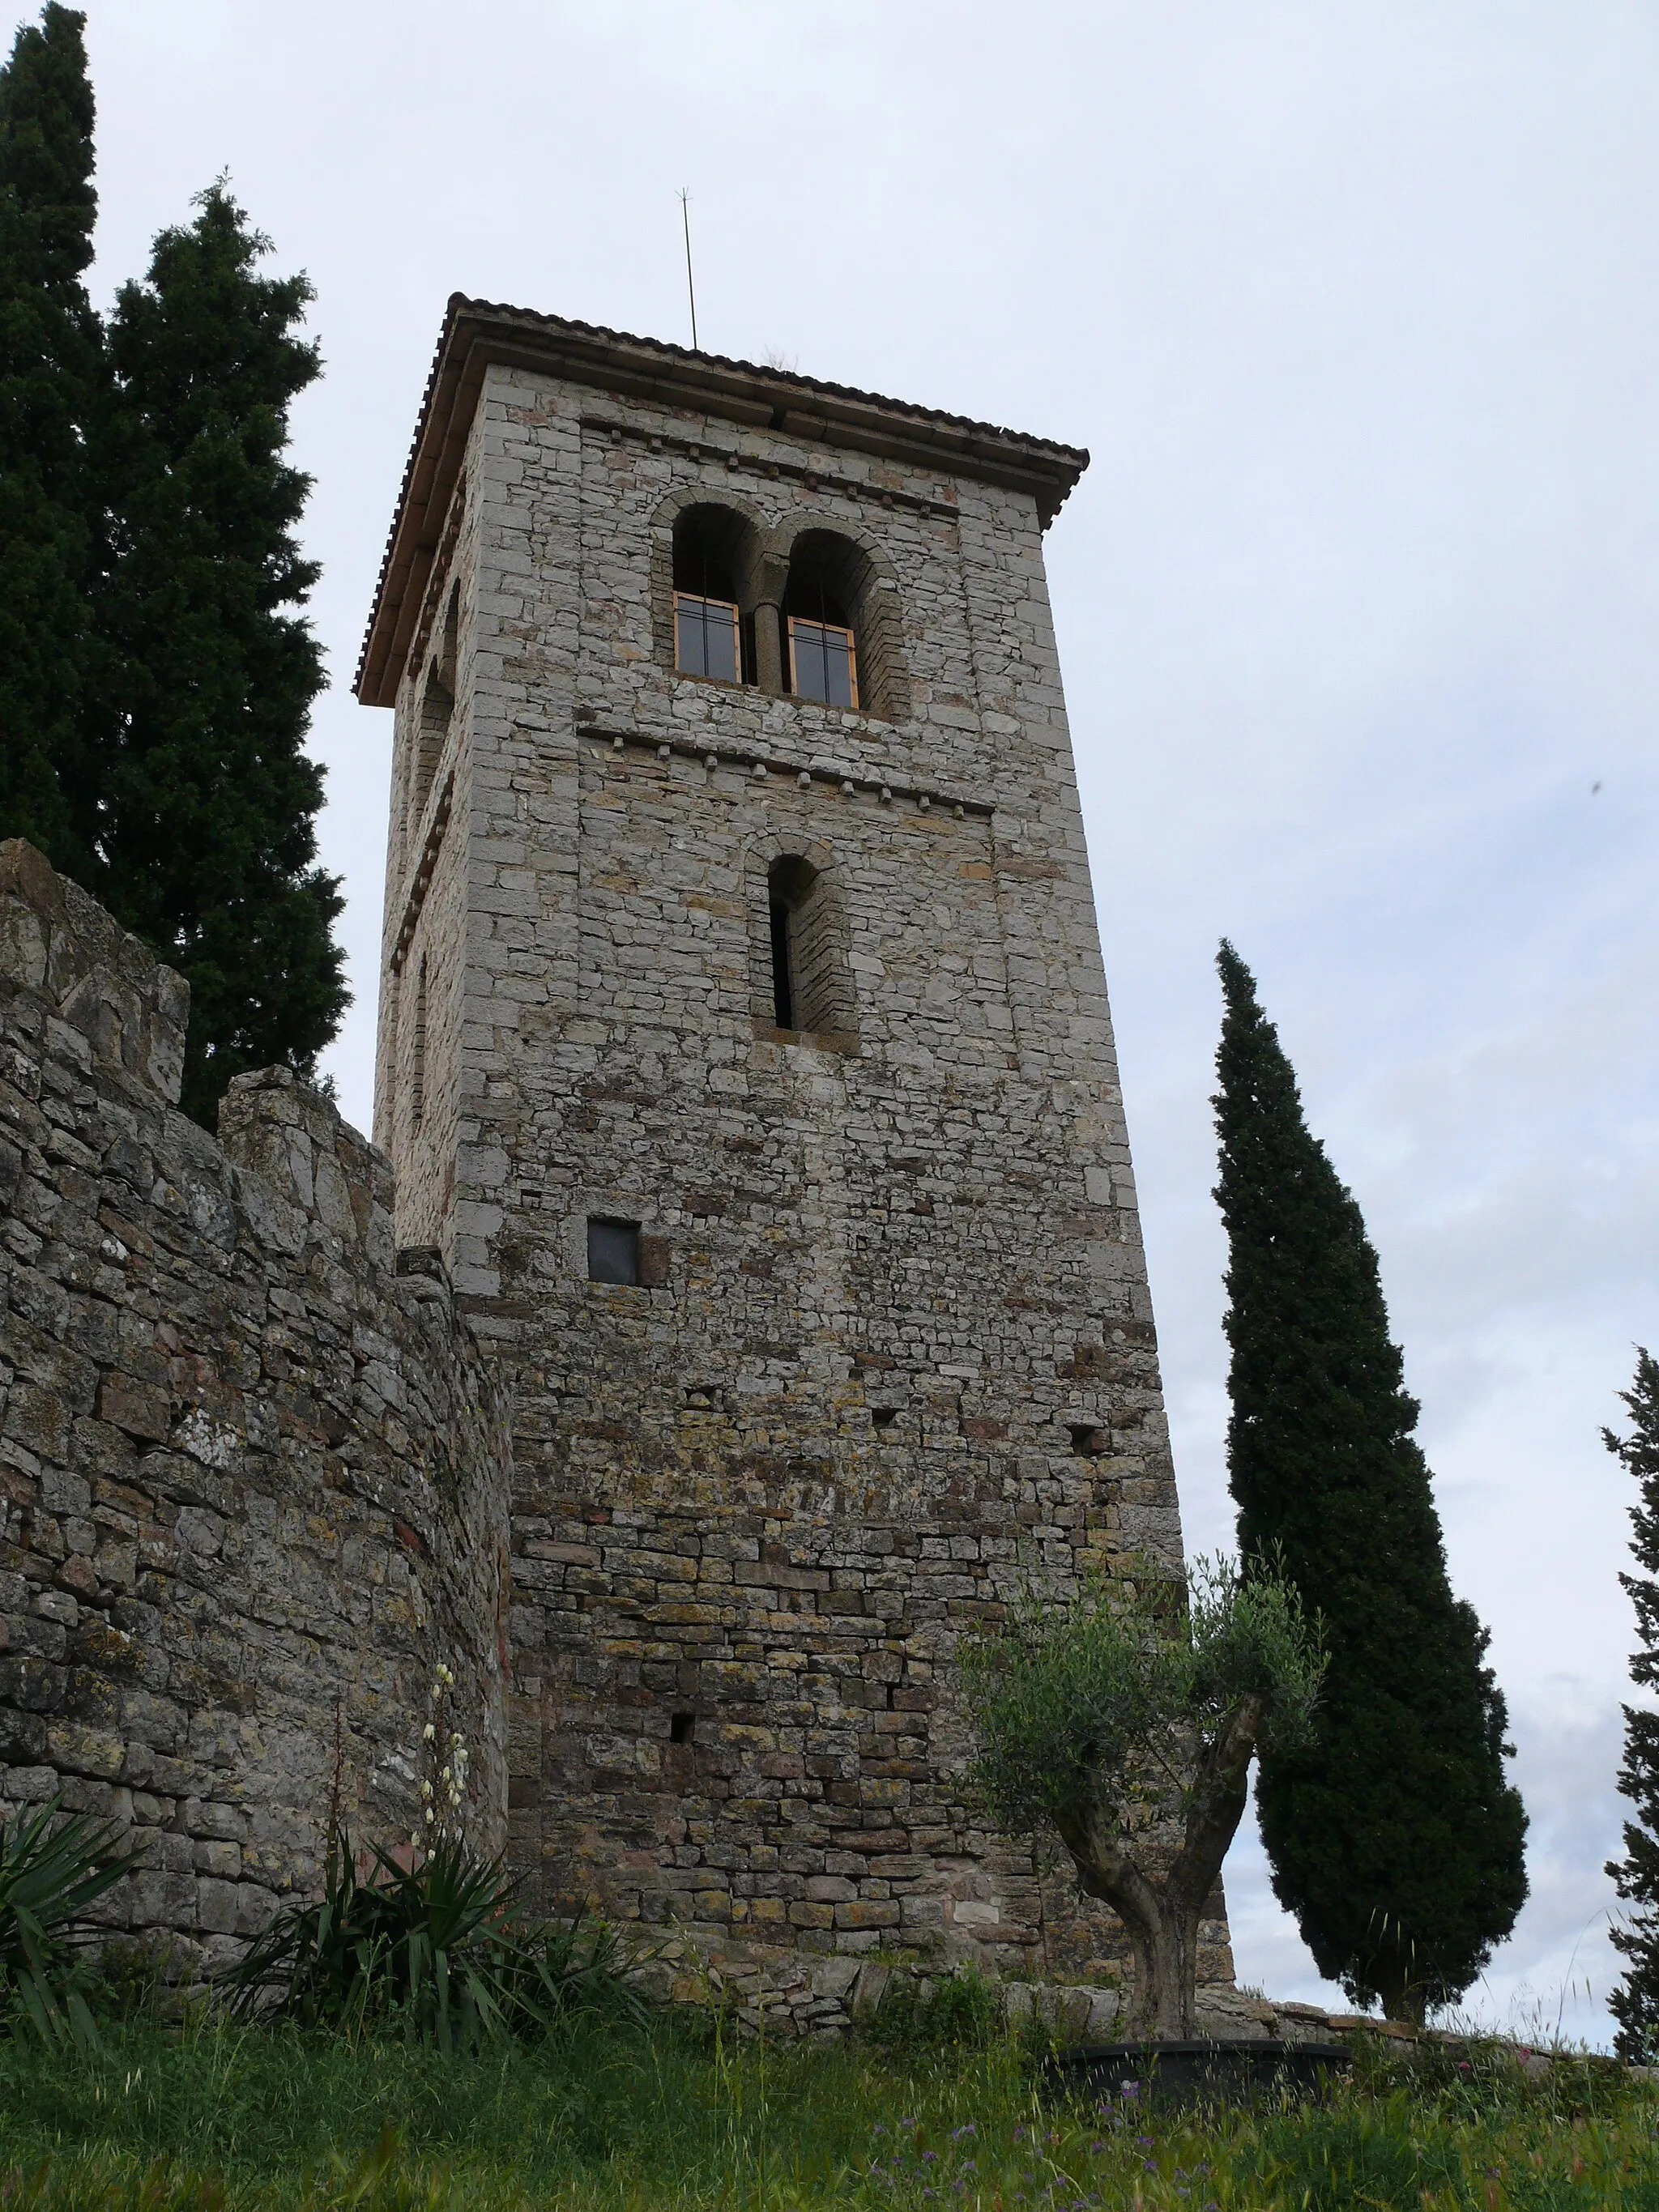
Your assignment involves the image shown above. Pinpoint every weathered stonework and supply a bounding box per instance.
[0,840,510,1968]
[360,303,1235,2012]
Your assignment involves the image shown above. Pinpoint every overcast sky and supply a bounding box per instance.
[66,1,1659,2044]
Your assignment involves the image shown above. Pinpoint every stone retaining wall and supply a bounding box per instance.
[0,841,511,1970]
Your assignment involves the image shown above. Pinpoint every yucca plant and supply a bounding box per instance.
[223,1831,649,2049]
[0,1796,142,2045]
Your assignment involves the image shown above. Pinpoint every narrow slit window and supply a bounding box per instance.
[770,897,795,1029]
[587,1217,642,1285]
[787,616,859,710]
[675,591,741,684]
[412,954,428,1131]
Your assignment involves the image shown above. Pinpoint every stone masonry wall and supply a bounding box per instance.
[0,841,511,1970]
[370,340,1235,2025]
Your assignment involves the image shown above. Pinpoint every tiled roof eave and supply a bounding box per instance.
[355,296,1089,709]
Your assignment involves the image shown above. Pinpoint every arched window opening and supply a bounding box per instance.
[783,532,868,710]
[412,586,458,825]
[673,505,755,684]
[767,855,841,1035]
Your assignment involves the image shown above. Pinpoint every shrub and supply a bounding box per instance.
[0,1797,139,2047]
[221,1831,647,2050]
[863,1967,1003,2058]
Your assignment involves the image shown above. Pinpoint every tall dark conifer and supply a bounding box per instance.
[100,183,345,1124]
[1606,1348,1659,2061]
[1213,941,1527,2020]
[0,2,102,876]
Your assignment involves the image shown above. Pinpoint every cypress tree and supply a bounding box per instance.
[1606,1348,1659,2061]
[0,2,102,876]
[1213,941,1527,2020]
[100,182,345,1125]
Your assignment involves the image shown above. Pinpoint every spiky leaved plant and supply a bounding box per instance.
[0,1796,139,2044]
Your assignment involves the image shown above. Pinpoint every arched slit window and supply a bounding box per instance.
[673,505,756,684]
[767,855,842,1035]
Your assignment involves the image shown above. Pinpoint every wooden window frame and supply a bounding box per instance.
[674,590,744,684]
[786,616,860,710]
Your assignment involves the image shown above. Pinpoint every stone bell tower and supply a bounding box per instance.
[357,298,1230,2017]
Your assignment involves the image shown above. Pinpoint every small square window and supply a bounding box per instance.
[587,1217,642,1285]
[669,1712,696,1745]
[787,617,859,710]
[675,591,741,683]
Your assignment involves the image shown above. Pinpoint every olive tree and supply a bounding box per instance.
[959,1555,1324,2041]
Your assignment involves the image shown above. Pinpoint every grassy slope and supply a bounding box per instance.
[0,2017,1655,2212]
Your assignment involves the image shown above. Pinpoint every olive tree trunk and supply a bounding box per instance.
[1052,1691,1266,2040]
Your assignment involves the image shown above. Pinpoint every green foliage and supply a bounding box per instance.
[0,1796,140,2047]
[1606,1346,1659,2062]
[960,1554,1323,1841]
[0,2014,1655,2212]
[221,1833,647,2051]
[0,2,104,878]
[0,13,345,1123]
[1213,940,1529,2021]
[862,1968,1003,2057]
[961,1554,1324,2040]
[100,181,345,1125]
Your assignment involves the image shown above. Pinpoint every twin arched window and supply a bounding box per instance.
[671,505,892,716]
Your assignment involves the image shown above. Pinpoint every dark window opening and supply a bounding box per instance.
[669,1712,696,1745]
[769,897,795,1029]
[1069,1423,1109,1456]
[673,505,754,684]
[411,953,428,1132]
[783,534,863,709]
[587,1217,642,1285]
[766,855,819,1030]
[412,586,459,825]
[872,1406,900,1430]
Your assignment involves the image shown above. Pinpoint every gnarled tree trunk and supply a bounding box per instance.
[1053,1690,1267,2039]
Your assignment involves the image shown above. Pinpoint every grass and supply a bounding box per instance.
[0,2004,1655,2212]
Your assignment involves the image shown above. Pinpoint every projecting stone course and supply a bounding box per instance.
[0,840,510,1970]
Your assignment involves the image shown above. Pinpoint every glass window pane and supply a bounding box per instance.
[676,594,740,682]
[790,620,856,707]
[823,633,855,710]
[792,621,828,701]
[676,599,708,677]
[705,603,739,684]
